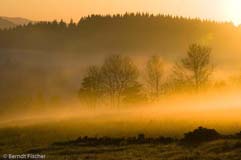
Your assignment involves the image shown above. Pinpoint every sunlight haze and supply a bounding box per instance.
[0,0,241,25]
[2,1,241,159]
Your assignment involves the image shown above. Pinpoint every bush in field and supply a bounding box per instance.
[181,127,221,146]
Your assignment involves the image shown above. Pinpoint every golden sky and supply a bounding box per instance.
[1,0,241,25]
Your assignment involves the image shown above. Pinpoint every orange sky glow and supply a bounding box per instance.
[0,0,241,25]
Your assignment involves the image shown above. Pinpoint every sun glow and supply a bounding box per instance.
[228,0,241,26]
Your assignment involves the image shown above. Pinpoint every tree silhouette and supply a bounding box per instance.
[101,55,140,107]
[146,55,164,100]
[68,19,76,30]
[173,44,213,91]
[79,66,102,107]
[79,55,142,107]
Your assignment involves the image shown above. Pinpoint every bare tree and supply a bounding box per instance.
[146,55,164,100]
[79,66,102,107]
[173,44,213,91]
[101,55,139,107]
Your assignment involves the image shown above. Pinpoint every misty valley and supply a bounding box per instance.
[1,14,241,160]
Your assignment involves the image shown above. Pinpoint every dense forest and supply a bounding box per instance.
[0,13,241,57]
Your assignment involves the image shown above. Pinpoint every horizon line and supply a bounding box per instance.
[2,12,238,27]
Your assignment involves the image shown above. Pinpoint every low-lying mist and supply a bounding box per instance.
[2,88,241,137]
[1,44,241,138]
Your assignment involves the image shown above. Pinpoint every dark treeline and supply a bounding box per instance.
[0,13,238,54]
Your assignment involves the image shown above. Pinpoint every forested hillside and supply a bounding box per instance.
[0,14,240,59]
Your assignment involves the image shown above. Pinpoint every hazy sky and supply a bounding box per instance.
[1,0,241,25]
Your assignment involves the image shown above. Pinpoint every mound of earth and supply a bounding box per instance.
[181,127,221,146]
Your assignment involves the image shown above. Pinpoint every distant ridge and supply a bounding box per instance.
[0,16,31,29]
[0,18,15,29]
[1,16,31,25]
